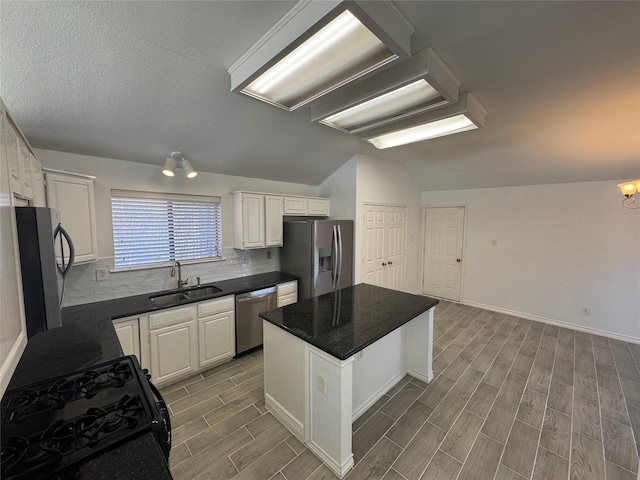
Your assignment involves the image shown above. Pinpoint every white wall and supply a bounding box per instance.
[422,181,640,341]
[318,154,423,294]
[356,155,423,294]
[36,149,319,305]
[319,156,357,221]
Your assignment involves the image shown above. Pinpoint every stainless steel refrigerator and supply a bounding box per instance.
[280,220,353,300]
[15,207,74,338]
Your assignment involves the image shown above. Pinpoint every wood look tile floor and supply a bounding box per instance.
[160,301,640,480]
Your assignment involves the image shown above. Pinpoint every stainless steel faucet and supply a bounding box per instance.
[170,261,188,289]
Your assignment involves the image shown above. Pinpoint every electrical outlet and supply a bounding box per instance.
[266,250,271,260]
[581,306,591,316]
[317,376,326,395]
[356,351,364,361]
[491,239,498,247]
[96,268,108,281]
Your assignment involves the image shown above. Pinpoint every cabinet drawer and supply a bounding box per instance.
[277,292,297,308]
[149,305,195,329]
[198,295,234,317]
[277,281,297,296]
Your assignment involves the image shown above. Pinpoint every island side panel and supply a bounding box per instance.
[351,327,405,421]
[307,346,354,478]
[402,307,435,383]
[263,321,306,440]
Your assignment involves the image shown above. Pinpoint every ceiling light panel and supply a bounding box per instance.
[229,1,414,111]
[362,92,487,149]
[311,49,461,133]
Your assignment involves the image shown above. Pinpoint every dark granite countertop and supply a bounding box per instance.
[259,283,439,360]
[5,271,297,480]
[8,271,297,389]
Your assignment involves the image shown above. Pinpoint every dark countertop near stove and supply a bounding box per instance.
[259,283,439,360]
[5,271,297,480]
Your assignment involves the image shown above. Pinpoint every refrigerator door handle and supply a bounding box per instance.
[336,224,343,288]
[54,223,75,276]
[332,225,338,289]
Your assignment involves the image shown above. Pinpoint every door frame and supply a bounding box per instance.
[359,202,409,290]
[420,205,468,302]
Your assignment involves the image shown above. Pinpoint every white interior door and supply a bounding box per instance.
[422,207,465,301]
[362,204,407,291]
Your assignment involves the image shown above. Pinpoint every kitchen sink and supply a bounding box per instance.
[184,285,222,300]
[149,285,222,306]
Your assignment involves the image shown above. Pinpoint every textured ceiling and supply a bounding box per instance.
[1,1,638,190]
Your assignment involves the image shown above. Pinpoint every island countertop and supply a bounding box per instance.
[259,283,439,360]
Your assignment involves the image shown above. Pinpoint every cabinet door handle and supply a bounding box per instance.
[382,262,387,266]
[388,261,393,265]
[457,258,461,263]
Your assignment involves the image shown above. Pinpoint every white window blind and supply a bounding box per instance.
[111,190,222,269]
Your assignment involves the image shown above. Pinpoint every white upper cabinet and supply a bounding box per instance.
[233,192,283,249]
[265,195,284,247]
[283,196,330,216]
[30,154,46,207]
[2,106,43,204]
[307,197,330,216]
[45,169,98,264]
[17,137,33,200]
[3,116,21,199]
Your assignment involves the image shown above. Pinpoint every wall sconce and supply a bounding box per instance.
[361,92,487,149]
[163,152,197,178]
[310,48,460,134]
[228,0,414,111]
[617,179,640,209]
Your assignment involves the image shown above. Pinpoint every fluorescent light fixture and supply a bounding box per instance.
[228,1,414,111]
[162,157,176,177]
[362,92,487,149]
[182,159,198,178]
[311,49,461,133]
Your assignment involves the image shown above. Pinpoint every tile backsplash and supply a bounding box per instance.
[61,248,279,306]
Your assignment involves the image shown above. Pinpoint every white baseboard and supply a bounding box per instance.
[462,300,640,345]
[407,368,433,384]
[0,332,27,397]
[265,393,304,441]
[307,440,354,479]
[352,370,405,422]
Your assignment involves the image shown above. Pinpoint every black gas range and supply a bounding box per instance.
[0,356,171,480]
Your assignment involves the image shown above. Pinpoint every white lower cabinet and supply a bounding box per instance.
[112,295,236,387]
[198,296,235,368]
[113,317,141,360]
[150,320,198,384]
[148,305,198,384]
[277,280,298,307]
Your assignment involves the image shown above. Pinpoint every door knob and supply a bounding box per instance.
[388,261,393,265]
[382,262,387,266]
[456,258,461,263]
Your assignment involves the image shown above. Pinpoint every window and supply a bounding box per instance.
[111,190,222,269]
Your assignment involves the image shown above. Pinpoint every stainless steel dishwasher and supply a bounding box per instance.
[235,286,277,355]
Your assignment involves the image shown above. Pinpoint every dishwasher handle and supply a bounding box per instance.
[237,293,272,303]
[236,286,277,303]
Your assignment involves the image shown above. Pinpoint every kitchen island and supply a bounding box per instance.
[259,284,439,478]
